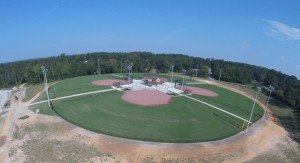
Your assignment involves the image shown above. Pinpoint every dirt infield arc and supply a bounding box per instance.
[92,80,127,86]
[178,86,219,97]
[91,80,219,97]
[122,90,172,106]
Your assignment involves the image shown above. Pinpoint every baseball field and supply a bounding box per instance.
[44,74,264,143]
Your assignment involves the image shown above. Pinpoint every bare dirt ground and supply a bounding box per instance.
[0,80,300,162]
[122,90,172,106]
[92,80,127,86]
[177,85,219,97]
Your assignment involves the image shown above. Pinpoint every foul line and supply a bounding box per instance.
[29,88,117,106]
[180,94,252,124]
[29,85,251,124]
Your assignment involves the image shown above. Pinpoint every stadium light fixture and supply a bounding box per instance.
[171,65,174,83]
[266,85,275,108]
[127,63,133,86]
[245,86,261,133]
[41,66,50,107]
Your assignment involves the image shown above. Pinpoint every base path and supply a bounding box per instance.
[122,90,172,106]
[92,80,127,86]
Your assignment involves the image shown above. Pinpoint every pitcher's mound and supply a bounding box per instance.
[122,90,172,106]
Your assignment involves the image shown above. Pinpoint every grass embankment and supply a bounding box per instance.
[22,84,45,102]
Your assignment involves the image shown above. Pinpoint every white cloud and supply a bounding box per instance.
[264,19,300,41]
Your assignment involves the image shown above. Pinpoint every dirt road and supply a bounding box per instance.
[0,81,299,162]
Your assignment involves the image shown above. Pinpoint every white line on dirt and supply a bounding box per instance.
[28,88,117,106]
[181,94,252,124]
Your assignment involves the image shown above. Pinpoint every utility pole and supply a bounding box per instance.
[121,57,123,74]
[196,64,198,78]
[266,85,275,108]
[181,70,186,90]
[246,86,261,133]
[218,68,223,83]
[130,63,133,81]
[41,66,50,107]
[171,65,174,83]
[97,58,100,75]
[127,63,133,86]
[128,66,131,85]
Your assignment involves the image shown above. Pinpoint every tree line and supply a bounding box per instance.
[0,52,299,110]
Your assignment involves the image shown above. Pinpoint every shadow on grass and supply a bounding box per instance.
[212,113,242,131]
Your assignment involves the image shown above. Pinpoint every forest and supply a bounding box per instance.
[0,52,299,111]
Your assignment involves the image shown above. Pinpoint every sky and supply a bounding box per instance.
[1,0,300,78]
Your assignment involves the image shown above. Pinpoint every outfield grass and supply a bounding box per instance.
[54,91,241,142]
[46,74,264,143]
[48,75,117,98]
[186,84,264,124]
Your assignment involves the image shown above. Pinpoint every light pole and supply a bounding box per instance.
[246,86,261,133]
[171,65,174,83]
[196,64,198,78]
[97,58,100,75]
[181,70,186,90]
[266,85,275,108]
[130,63,133,82]
[41,66,50,107]
[218,68,223,83]
[127,63,133,86]
[121,57,123,74]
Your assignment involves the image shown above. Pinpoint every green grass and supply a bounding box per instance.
[53,91,241,142]
[186,84,264,124]
[48,74,118,98]
[30,92,56,116]
[46,74,264,143]
[218,81,300,143]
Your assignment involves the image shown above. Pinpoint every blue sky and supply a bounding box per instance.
[1,0,300,78]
